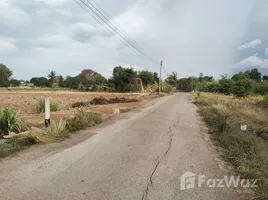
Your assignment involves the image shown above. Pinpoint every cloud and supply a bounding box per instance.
[238,39,262,49]
[237,54,268,68]
[70,23,112,43]
[265,47,268,57]
[2,0,267,80]
[0,37,18,54]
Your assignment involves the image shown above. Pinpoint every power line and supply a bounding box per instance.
[73,0,159,64]
[88,0,145,52]
[80,0,158,63]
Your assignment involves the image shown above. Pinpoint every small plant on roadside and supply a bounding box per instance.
[29,119,69,143]
[0,105,26,137]
[35,99,60,114]
[66,110,102,132]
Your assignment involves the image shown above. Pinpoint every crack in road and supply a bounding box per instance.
[142,120,179,200]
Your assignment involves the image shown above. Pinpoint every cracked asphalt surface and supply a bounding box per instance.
[0,93,241,200]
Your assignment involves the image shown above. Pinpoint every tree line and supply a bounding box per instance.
[1,63,267,96]
[164,68,268,97]
[0,64,161,92]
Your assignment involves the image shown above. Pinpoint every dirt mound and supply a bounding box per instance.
[90,96,139,105]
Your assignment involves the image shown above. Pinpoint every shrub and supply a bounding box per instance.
[66,110,102,132]
[35,99,60,113]
[232,79,254,98]
[71,101,91,108]
[29,119,69,143]
[0,105,26,137]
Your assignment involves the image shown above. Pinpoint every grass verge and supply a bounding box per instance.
[194,93,268,200]
[0,110,102,158]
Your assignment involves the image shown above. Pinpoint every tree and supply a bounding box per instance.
[245,68,261,82]
[198,73,204,82]
[232,79,254,98]
[138,70,154,87]
[254,81,268,95]
[263,75,268,81]
[0,64,12,87]
[48,71,57,85]
[111,66,138,92]
[218,77,233,95]
[58,76,64,88]
[231,72,249,81]
[203,76,214,82]
[9,79,21,87]
[30,77,50,87]
[166,72,178,87]
[153,72,159,83]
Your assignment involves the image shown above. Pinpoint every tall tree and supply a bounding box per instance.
[138,70,154,87]
[166,72,178,87]
[48,71,57,85]
[0,64,12,87]
[245,68,261,82]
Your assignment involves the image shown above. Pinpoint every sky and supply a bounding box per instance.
[0,0,268,80]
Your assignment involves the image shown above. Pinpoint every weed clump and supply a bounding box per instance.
[35,99,60,114]
[0,105,27,137]
[66,110,102,132]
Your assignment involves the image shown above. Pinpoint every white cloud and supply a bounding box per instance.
[0,37,18,54]
[237,54,268,68]
[238,39,262,49]
[71,23,112,43]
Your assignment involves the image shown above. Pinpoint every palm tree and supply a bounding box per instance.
[166,72,178,87]
[48,71,56,84]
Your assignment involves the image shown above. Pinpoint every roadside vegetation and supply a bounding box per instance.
[0,106,27,137]
[193,93,268,200]
[34,99,60,113]
[0,110,102,158]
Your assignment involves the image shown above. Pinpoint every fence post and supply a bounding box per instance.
[45,97,50,127]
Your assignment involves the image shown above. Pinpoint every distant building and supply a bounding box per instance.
[18,82,34,88]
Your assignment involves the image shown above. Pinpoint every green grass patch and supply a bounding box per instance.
[34,99,60,113]
[0,135,37,158]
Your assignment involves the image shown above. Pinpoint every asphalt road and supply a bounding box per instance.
[0,93,241,200]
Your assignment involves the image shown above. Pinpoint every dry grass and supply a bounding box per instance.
[193,92,268,200]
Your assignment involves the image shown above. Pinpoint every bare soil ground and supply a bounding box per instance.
[0,90,153,125]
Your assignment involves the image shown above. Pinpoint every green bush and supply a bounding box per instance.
[66,110,102,132]
[35,99,60,113]
[232,79,254,98]
[0,106,26,137]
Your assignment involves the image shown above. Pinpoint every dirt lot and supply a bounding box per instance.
[0,89,153,124]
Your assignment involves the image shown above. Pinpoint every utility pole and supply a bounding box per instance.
[159,60,163,94]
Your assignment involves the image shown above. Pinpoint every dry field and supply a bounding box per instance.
[0,89,153,124]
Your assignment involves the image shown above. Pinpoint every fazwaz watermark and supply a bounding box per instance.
[180,171,259,190]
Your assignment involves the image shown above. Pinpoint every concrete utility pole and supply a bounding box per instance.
[159,60,163,94]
